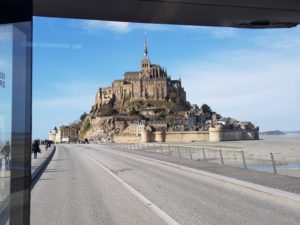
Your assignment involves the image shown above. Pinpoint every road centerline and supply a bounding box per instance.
[87,155,181,225]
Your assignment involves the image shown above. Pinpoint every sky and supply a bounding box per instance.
[32,17,300,139]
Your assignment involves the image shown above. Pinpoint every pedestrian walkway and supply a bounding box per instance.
[32,145,55,177]
[1,145,55,218]
[104,145,300,195]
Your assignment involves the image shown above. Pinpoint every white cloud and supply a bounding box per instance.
[35,42,83,50]
[78,20,169,34]
[32,78,102,138]
[34,94,93,107]
[177,50,300,129]
[210,28,237,39]
[131,23,171,31]
[32,94,95,138]
[80,20,131,33]
[181,26,238,39]
[33,79,102,108]
[250,28,300,51]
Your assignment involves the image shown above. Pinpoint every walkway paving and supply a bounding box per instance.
[32,145,55,177]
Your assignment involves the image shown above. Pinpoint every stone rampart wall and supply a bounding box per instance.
[164,131,209,142]
[112,134,141,143]
[112,129,258,143]
[209,127,259,142]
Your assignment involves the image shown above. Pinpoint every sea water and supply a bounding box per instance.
[260,134,300,141]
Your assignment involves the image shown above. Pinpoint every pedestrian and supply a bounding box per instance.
[45,140,51,151]
[32,140,41,159]
[1,141,10,170]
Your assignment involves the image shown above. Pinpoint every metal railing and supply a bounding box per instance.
[106,142,300,178]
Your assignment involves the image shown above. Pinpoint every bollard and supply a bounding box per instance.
[168,145,171,156]
[202,148,206,160]
[241,151,247,169]
[219,149,224,165]
[270,153,277,174]
[177,146,181,159]
[160,144,163,154]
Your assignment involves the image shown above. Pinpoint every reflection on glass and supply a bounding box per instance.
[0,24,13,225]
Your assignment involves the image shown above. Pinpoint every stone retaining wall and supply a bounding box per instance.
[209,127,259,142]
[112,134,141,143]
[164,131,209,142]
[113,128,258,143]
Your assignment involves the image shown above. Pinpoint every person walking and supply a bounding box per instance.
[32,140,41,159]
[1,142,10,170]
[45,140,51,151]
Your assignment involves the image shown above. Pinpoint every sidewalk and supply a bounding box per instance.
[31,145,55,177]
[104,145,300,195]
[0,145,55,218]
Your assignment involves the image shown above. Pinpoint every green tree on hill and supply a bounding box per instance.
[201,104,212,114]
[80,112,88,121]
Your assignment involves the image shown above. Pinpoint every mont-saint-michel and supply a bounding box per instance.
[49,38,259,143]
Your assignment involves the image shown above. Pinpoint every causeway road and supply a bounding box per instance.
[31,144,300,225]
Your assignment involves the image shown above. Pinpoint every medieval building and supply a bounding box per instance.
[91,37,187,116]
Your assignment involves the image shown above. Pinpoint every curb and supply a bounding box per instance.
[32,145,56,183]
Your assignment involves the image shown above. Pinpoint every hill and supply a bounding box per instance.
[260,130,285,135]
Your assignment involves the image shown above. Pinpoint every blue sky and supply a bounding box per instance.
[32,17,300,139]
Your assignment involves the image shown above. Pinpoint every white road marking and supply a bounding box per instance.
[87,156,181,225]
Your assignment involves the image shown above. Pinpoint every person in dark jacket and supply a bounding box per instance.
[45,140,51,151]
[32,140,41,159]
[1,141,10,170]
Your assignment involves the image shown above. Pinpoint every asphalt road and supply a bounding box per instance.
[31,144,300,225]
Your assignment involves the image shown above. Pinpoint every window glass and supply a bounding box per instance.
[0,24,13,225]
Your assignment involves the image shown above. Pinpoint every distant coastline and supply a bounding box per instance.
[259,130,300,141]
[260,130,285,135]
[260,130,300,135]
[283,131,300,135]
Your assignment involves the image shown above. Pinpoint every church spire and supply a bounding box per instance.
[141,32,151,72]
[144,32,148,58]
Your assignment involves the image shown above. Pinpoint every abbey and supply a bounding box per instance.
[72,36,259,143]
[91,37,187,116]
